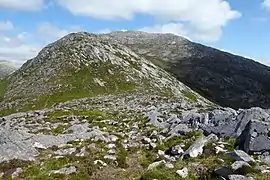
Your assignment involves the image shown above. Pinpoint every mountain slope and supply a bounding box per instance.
[0,32,212,112]
[103,31,270,109]
[0,60,16,78]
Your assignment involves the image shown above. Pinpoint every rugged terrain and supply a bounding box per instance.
[103,31,270,109]
[0,32,210,114]
[1,32,270,180]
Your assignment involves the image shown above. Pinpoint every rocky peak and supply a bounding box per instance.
[1,32,212,110]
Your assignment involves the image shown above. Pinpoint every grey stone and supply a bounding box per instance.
[0,123,113,163]
[176,167,188,178]
[104,155,117,161]
[55,148,76,156]
[227,150,255,163]
[147,160,166,170]
[147,110,169,129]
[168,124,192,136]
[49,166,76,175]
[231,161,251,172]
[183,134,218,158]
[228,175,254,180]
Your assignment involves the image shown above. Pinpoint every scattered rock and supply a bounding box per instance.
[104,155,117,161]
[107,149,116,155]
[228,175,254,180]
[55,148,76,156]
[165,163,174,169]
[49,166,76,175]
[176,167,188,178]
[106,144,116,149]
[147,160,166,170]
[94,160,107,167]
[10,168,23,178]
[165,145,184,156]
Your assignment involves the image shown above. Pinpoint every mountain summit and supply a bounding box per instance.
[1,32,211,111]
[103,31,270,109]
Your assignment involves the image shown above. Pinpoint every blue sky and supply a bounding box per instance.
[0,0,269,66]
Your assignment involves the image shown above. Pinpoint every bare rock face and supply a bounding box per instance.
[102,31,270,109]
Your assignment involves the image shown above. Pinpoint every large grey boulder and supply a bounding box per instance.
[183,134,218,158]
[0,123,114,163]
[236,120,270,153]
[147,110,169,129]
[203,108,270,154]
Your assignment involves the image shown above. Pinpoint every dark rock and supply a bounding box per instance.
[165,145,184,156]
[215,166,233,179]
[236,120,270,153]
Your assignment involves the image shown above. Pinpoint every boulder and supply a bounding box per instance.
[231,161,251,173]
[203,108,269,139]
[49,166,76,175]
[165,145,184,156]
[147,160,166,170]
[176,167,188,178]
[236,121,270,153]
[183,134,218,158]
[228,175,254,180]
[215,167,233,179]
[168,124,192,136]
[147,110,169,129]
[227,150,255,163]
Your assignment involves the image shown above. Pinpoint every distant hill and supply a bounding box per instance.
[0,60,16,78]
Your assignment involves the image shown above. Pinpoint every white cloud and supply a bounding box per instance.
[56,0,241,42]
[263,0,270,10]
[0,22,84,66]
[0,21,14,32]
[0,0,44,11]
[0,33,42,66]
[37,22,83,43]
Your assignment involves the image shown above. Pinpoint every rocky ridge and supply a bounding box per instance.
[0,32,211,113]
[102,31,270,109]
